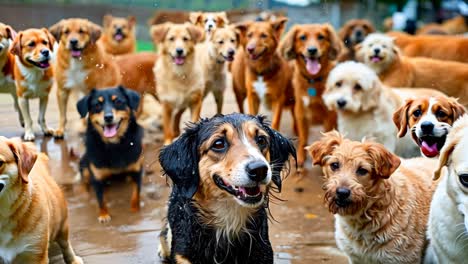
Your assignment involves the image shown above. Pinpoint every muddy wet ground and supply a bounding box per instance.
[0,86,348,263]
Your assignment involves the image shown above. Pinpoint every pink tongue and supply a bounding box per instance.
[114,34,123,41]
[371,56,381,63]
[39,62,49,68]
[421,141,439,157]
[306,58,321,75]
[239,186,260,196]
[71,50,82,57]
[103,124,118,138]
[174,57,185,65]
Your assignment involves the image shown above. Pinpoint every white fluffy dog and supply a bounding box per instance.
[425,114,468,263]
[323,61,420,157]
[355,33,397,74]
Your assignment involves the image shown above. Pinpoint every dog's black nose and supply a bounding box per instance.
[337,99,347,108]
[336,187,351,200]
[41,49,49,57]
[176,48,184,56]
[307,47,318,55]
[374,48,381,54]
[116,27,123,33]
[208,24,213,29]
[69,38,78,46]
[355,30,363,37]
[0,183,4,192]
[227,49,235,56]
[104,113,114,123]
[421,121,434,134]
[246,161,269,182]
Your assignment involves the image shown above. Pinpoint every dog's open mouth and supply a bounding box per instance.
[172,55,186,65]
[70,48,83,58]
[369,55,383,63]
[222,54,234,62]
[27,58,50,69]
[249,48,266,61]
[102,122,120,138]
[302,55,321,75]
[114,32,125,41]
[213,175,263,204]
[417,135,446,157]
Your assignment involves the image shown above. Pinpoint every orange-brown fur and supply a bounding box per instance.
[231,18,295,130]
[337,19,375,61]
[189,11,229,40]
[117,52,158,99]
[279,24,342,168]
[49,18,121,138]
[417,15,468,35]
[307,131,437,263]
[99,15,136,55]
[0,23,19,124]
[388,31,468,63]
[0,137,82,264]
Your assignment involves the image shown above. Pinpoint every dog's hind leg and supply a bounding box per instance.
[38,95,54,136]
[56,222,83,264]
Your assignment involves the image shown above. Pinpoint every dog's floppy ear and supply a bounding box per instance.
[325,23,342,60]
[76,89,96,118]
[366,142,401,179]
[270,17,288,40]
[119,85,140,111]
[42,28,56,50]
[234,21,251,46]
[49,20,64,42]
[10,32,22,57]
[7,138,38,183]
[217,12,229,27]
[103,14,113,28]
[306,130,342,166]
[150,23,170,43]
[279,25,298,60]
[128,16,136,28]
[448,97,466,120]
[392,99,413,138]
[159,122,202,198]
[354,42,364,61]
[88,21,102,43]
[186,24,203,43]
[363,20,376,34]
[258,116,296,192]
[5,25,16,40]
[434,134,459,180]
[189,12,203,25]
[338,21,352,44]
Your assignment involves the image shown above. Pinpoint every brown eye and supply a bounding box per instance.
[330,162,340,171]
[218,40,224,45]
[27,41,35,47]
[356,167,368,176]
[436,110,447,118]
[64,29,70,35]
[354,84,362,91]
[299,35,307,41]
[183,37,189,42]
[0,160,4,168]
[211,138,227,152]
[256,135,268,149]
[230,38,235,43]
[336,81,342,87]
[317,34,325,40]
[42,40,48,45]
[169,36,175,41]
[260,33,267,38]
[247,32,253,38]
[413,109,422,118]
[79,28,84,34]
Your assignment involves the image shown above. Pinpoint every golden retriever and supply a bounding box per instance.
[99,14,136,55]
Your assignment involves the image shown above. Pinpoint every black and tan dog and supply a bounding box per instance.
[158,113,296,263]
[77,86,143,223]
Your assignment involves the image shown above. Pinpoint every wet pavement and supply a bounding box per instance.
[0,85,348,263]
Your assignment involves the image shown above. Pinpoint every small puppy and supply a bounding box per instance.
[337,19,375,61]
[11,28,55,141]
[99,14,136,56]
[50,18,121,138]
[307,131,437,264]
[150,22,204,144]
[158,113,296,263]
[189,11,229,38]
[393,96,466,157]
[0,23,22,126]
[196,26,239,114]
[356,33,468,107]
[77,86,143,223]
[0,137,82,264]
[426,114,468,263]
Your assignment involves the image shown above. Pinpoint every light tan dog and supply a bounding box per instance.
[189,11,229,39]
[417,15,468,35]
[356,33,468,107]
[151,23,204,144]
[50,18,121,138]
[307,131,437,264]
[426,114,468,263]
[196,26,239,114]
[0,23,21,126]
[99,14,136,55]
[10,28,55,141]
[0,137,82,264]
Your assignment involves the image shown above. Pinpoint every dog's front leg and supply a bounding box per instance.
[56,222,84,264]
[54,88,70,139]
[294,99,308,171]
[38,95,54,136]
[189,91,203,122]
[11,91,24,127]
[18,97,35,141]
[271,100,284,130]
[162,102,174,145]
[130,170,142,212]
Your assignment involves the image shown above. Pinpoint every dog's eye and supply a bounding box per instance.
[330,162,340,171]
[64,29,70,35]
[168,36,175,41]
[230,38,235,43]
[354,84,362,91]
[260,33,267,39]
[356,167,368,176]
[42,40,48,45]
[382,44,387,48]
[0,160,4,169]
[114,99,124,107]
[256,135,268,149]
[299,35,307,41]
[183,37,189,42]
[436,110,447,119]
[413,109,422,118]
[93,103,102,112]
[204,19,208,23]
[459,174,468,187]
[335,81,342,87]
[27,41,35,47]
[211,138,227,152]
[247,32,253,38]
[317,34,325,40]
[218,40,224,45]
[79,28,85,34]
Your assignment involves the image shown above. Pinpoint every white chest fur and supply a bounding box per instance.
[64,58,88,91]
[15,56,52,99]
[253,76,267,100]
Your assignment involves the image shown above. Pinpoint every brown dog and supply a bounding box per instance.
[387,31,468,63]
[231,18,295,130]
[99,14,136,56]
[393,95,466,158]
[279,23,342,169]
[357,33,468,107]
[151,23,204,144]
[0,137,82,264]
[417,15,468,35]
[307,131,437,263]
[50,18,121,138]
[117,51,158,99]
[337,19,375,61]
[10,28,55,141]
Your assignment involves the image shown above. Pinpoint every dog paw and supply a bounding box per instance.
[98,214,111,223]
[54,130,65,139]
[70,256,84,264]
[43,128,54,137]
[23,131,35,141]
[130,204,140,213]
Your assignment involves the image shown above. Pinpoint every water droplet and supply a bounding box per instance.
[130,142,134,146]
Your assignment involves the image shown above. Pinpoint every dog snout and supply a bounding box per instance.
[227,48,235,57]
[373,48,381,55]
[336,187,351,200]
[337,99,347,109]
[355,30,363,38]
[40,49,50,57]
[246,44,256,54]
[246,161,269,182]
[116,27,123,33]
[69,38,79,47]
[420,121,435,134]
[175,48,184,56]
[104,113,114,123]
[0,183,4,192]
[307,46,318,55]
[208,24,213,29]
